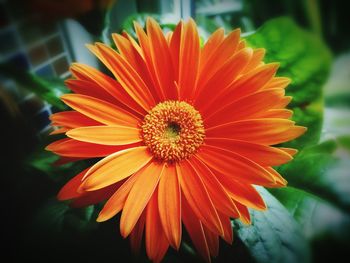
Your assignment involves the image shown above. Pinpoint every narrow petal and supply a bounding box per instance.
[169,21,183,85]
[50,111,101,129]
[205,138,293,166]
[197,29,241,94]
[215,171,267,210]
[191,157,240,218]
[204,88,285,127]
[158,165,181,249]
[264,77,291,89]
[57,168,89,200]
[146,17,177,100]
[182,197,211,263]
[129,211,146,253]
[50,127,68,135]
[206,119,306,145]
[46,138,135,157]
[265,167,288,187]
[202,226,219,257]
[65,79,118,105]
[233,201,251,225]
[70,63,145,115]
[218,212,233,244]
[61,94,140,127]
[178,19,200,99]
[120,162,164,237]
[278,147,298,156]
[112,33,158,102]
[133,21,166,101]
[92,43,156,110]
[97,174,139,222]
[177,160,223,236]
[71,182,122,208]
[261,109,293,119]
[66,126,141,145]
[199,28,225,74]
[82,146,152,191]
[197,145,275,186]
[145,190,170,263]
[208,63,279,111]
[242,48,265,73]
[195,48,253,110]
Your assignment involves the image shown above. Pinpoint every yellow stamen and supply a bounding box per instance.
[142,101,205,162]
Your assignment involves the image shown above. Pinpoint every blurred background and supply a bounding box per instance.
[0,0,349,262]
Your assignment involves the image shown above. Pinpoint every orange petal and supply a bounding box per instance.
[113,33,160,102]
[242,48,266,73]
[204,88,285,127]
[199,28,225,74]
[96,174,139,222]
[215,171,267,211]
[169,21,183,87]
[146,17,177,100]
[265,167,288,187]
[120,162,164,237]
[208,63,279,112]
[92,43,156,110]
[61,94,140,127]
[206,119,306,145]
[261,109,293,119]
[202,225,219,257]
[66,126,141,145]
[274,96,292,108]
[197,29,241,92]
[278,147,298,156]
[195,48,253,110]
[197,145,275,186]
[57,168,89,200]
[129,211,146,253]
[190,157,240,218]
[82,146,152,191]
[177,160,223,236]
[145,189,169,263]
[158,164,181,249]
[205,138,293,166]
[218,212,233,244]
[70,63,145,116]
[46,138,135,158]
[178,19,200,99]
[182,197,211,263]
[65,79,118,105]
[264,76,291,89]
[233,201,251,225]
[133,21,166,101]
[50,111,101,129]
[71,181,122,208]
[50,127,69,135]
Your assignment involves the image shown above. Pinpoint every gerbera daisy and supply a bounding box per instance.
[47,17,306,262]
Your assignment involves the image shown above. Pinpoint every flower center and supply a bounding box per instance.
[141,100,205,162]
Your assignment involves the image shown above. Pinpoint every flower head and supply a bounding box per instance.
[47,17,306,262]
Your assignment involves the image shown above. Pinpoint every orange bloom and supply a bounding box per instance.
[47,18,306,262]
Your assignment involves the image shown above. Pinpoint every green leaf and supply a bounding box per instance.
[234,187,311,263]
[0,63,68,110]
[245,17,332,149]
[276,140,350,212]
[270,187,350,241]
[32,199,97,236]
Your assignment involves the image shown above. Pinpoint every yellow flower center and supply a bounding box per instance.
[142,100,205,162]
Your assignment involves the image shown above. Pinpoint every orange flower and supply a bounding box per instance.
[47,18,306,262]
